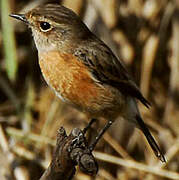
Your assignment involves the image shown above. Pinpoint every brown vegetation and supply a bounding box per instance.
[0,0,179,179]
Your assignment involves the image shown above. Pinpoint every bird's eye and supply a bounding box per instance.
[39,22,52,32]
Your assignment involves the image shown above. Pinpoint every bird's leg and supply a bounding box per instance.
[89,120,113,152]
[83,118,97,135]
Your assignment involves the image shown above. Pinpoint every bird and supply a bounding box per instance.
[10,3,165,162]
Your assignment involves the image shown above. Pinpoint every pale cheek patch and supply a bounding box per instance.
[32,29,56,52]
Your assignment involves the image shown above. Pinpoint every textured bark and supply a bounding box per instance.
[40,127,98,180]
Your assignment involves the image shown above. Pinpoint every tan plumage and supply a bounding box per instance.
[39,51,123,120]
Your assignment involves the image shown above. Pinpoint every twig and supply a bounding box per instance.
[6,127,56,146]
[164,6,179,135]
[94,151,179,180]
[40,127,98,180]
[0,124,9,152]
[140,35,159,97]
[103,132,133,160]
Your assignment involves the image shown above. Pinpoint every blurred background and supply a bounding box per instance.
[0,0,179,179]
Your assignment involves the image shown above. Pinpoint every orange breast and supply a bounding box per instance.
[38,51,110,113]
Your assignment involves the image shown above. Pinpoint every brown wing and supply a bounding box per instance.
[74,39,151,108]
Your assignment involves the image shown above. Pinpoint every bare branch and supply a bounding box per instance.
[40,127,98,180]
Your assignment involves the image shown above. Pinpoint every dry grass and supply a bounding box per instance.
[0,0,179,179]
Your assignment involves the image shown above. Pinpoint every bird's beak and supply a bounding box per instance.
[9,14,28,24]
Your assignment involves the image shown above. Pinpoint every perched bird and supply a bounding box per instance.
[10,3,165,162]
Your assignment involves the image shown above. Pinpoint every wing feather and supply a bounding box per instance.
[74,39,151,108]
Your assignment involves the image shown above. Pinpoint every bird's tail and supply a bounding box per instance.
[136,115,166,162]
